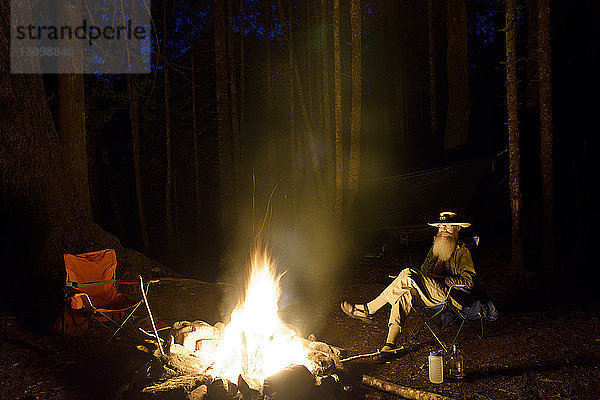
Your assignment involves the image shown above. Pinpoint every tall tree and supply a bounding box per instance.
[163,0,174,254]
[426,0,439,139]
[288,0,298,226]
[191,41,202,240]
[538,0,554,258]
[526,0,539,109]
[445,0,470,150]
[320,0,334,217]
[506,0,524,268]
[127,76,149,251]
[333,0,343,221]
[0,0,128,328]
[126,0,148,251]
[347,0,361,212]
[239,0,246,155]
[277,0,298,226]
[57,0,91,218]
[227,0,241,211]
[266,2,276,189]
[214,0,234,235]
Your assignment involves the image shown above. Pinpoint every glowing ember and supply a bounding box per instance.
[195,250,314,389]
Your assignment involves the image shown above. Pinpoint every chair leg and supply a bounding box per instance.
[480,316,485,339]
[410,306,447,353]
[450,318,467,349]
[66,307,89,352]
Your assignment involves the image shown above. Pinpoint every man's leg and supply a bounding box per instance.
[350,268,417,316]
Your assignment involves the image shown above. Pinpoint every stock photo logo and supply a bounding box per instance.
[10,0,152,74]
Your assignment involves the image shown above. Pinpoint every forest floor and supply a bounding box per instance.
[1,247,599,400]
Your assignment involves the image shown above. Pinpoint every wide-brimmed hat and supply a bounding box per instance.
[428,211,471,228]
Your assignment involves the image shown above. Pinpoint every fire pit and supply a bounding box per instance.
[129,250,347,400]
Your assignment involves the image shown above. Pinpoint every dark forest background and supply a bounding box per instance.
[51,0,595,276]
[1,0,600,329]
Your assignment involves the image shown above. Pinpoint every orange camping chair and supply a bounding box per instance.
[62,249,159,348]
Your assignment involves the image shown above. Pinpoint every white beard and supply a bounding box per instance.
[432,234,457,262]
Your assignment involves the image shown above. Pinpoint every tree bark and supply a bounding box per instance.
[227,0,241,213]
[445,0,470,150]
[277,0,298,226]
[266,3,276,189]
[57,0,91,218]
[162,0,174,255]
[58,74,90,217]
[0,0,125,329]
[288,0,297,227]
[214,0,234,235]
[191,41,202,240]
[538,0,554,259]
[321,0,334,219]
[347,0,361,213]
[506,0,524,269]
[526,0,539,109]
[427,0,439,139]
[239,0,246,160]
[128,75,150,252]
[333,0,343,222]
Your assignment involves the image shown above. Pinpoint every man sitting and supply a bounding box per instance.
[341,211,476,357]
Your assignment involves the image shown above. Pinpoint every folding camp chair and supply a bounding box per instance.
[406,282,498,353]
[61,249,160,348]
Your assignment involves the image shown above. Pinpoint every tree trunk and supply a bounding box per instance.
[538,0,554,259]
[86,93,100,220]
[227,0,241,213]
[191,41,202,240]
[214,0,234,235]
[445,0,470,150]
[163,0,175,255]
[57,0,91,219]
[266,3,276,189]
[347,0,361,213]
[239,0,246,161]
[128,75,150,252]
[426,0,439,139]
[58,74,91,218]
[277,0,298,227]
[506,0,524,269]
[333,0,343,222]
[289,0,297,227]
[526,0,539,110]
[321,0,334,219]
[0,0,125,329]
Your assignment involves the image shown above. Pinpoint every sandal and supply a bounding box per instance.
[340,301,374,324]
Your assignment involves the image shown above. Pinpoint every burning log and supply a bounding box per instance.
[140,375,212,400]
[263,365,315,400]
[208,378,239,400]
[188,385,208,400]
[238,375,261,400]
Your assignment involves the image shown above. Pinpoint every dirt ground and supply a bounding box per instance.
[1,247,599,400]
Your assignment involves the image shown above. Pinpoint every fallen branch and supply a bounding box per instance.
[142,375,211,394]
[156,276,230,286]
[362,375,458,400]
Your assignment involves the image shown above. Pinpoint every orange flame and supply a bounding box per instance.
[196,250,314,389]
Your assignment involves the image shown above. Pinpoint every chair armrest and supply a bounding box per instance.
[66,291,97,310]
[441,284,470,302]
[116,279,160,285]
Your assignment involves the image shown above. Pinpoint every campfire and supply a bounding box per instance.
[147,249,344,399]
